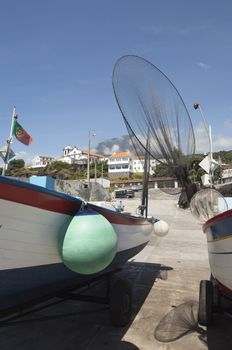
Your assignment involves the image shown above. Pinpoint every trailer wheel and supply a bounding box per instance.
[198,279,213,326]
[109,278,132,327]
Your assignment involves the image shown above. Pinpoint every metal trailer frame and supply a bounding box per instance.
[0,268,133,328]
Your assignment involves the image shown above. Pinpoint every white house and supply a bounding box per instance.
[61,146,104,165]
[132,156,157,175]
[108,152,133,178]
[61,146,83,164]
[31,155,55,168]
[221,167,232,184]
[108,152,158,178]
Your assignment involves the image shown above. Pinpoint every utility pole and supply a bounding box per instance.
[87,131,96,188]
[87,130,90,187]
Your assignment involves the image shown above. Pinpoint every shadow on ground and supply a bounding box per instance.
[154,299,232,350]
[0,261,171,350]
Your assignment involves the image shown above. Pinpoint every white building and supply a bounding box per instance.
[132,156,157,175]
[108,152,158,178]
[31,155,55,168]
[61,146,104,165]
[108,152,133,178]
[61,146,84,164]
[221,167,232,184]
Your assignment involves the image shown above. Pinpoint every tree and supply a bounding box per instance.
[48,161,70,171]
[154,163,172,177]
[8,159,25,170]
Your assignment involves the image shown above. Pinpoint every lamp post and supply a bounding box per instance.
[194,103,213,186]
[87,131,96,187]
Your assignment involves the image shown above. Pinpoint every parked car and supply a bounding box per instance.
[131,185,142,192]
[115,189,128,199]
[126,189,135,198]
[115,189,135,199]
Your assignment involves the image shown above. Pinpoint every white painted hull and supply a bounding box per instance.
[203,209,232,295]
[113,222,152,252]
[207,236,232,292]
[0,174,155,316]
[0,198,153,271]
[0,198,72,270]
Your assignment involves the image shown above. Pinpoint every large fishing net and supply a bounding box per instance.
[190,188,228,223]
[112,55,195,188]
[154,301,203,342]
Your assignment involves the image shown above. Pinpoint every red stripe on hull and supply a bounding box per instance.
[203,209,232,232]
[89,203,152,225]
[0,182,81,215]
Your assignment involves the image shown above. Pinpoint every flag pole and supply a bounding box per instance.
[2,107,17,176]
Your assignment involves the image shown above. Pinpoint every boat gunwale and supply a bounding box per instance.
[203,208,232,232]
[0,175,82,204]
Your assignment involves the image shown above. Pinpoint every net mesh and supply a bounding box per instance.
[190,188,228,223]
[154,301,201,342]
[112,55,195,187]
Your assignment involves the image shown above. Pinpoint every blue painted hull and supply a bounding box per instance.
[0,243,147,317]
[203,209,232,297]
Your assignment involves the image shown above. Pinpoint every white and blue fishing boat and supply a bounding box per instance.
[203,209,232,298]
[190,188,232,326]
[0,174,160,322]
[0,95,168,324]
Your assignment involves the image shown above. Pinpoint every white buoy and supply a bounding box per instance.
[153,220,169,237]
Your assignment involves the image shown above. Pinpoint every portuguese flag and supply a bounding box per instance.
[13,120,32,145]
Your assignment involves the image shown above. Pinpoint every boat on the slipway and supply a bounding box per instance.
[203,209,232,298]
[190,188,232,326]
[0,175,160,320]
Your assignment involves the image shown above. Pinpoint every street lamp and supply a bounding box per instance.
[87,131,96,187]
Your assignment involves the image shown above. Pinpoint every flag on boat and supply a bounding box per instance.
[13,120,32,145]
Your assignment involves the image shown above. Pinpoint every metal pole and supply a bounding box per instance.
[87,130,90,187]
[101,162,103,185]
[2,107,17,176]
[196,104,213,187]
[94,159,97,182]
[198,105,212,159]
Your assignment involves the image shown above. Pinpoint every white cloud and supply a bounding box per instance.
[194,122,210,153]
[0,151,37,168]
[194,122,232,153]
[214,135,232,149]
[16,152,37,166]
[197,62,210,70]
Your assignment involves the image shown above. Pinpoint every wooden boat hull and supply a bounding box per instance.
[203,209,232,297]
[0,176,154,314]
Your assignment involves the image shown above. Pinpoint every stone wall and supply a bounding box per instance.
[56,179,111,202]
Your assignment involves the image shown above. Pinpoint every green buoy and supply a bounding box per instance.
[61,207,117,275]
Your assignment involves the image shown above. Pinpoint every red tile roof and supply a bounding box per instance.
[109,152,134,159]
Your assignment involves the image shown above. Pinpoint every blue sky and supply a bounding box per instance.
[0,0,231,163]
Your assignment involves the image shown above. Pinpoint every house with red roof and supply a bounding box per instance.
[108,152,158,178]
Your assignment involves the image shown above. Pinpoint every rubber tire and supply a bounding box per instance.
[109,278,132,327]
[198,279,213,326]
